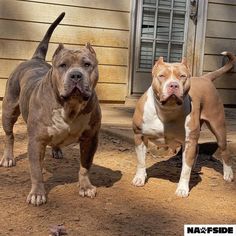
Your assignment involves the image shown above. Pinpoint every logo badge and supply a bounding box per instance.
[184,225,236,235]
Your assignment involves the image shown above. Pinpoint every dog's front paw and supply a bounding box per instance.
[79,184,97,198]
[78,175,96,198]
[175,181,189,198]
[132,168,147,187]
[223,163,234,182]
[26,184,46,206]
[0,155,16,167]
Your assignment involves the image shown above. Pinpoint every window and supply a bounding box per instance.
[138,0,188,70]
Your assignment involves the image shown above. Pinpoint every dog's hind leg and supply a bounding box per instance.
[1,96,20,167]
[176,112,200,198]
[206,117,234,182]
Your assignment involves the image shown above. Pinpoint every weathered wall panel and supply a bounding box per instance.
[0,20,129,48]
[208,2,236,21]
[208,0,236,4]
[203,0,236,104]
[0,40,128,65]
[0,80,7,97]
[0,1,130,30]
[18,0,130,12]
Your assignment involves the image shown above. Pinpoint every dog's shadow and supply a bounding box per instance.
[147,142,222,190]
[18,147,122,194]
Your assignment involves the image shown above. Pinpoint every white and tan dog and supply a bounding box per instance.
[132,52,235,197]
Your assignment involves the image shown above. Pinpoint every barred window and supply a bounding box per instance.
[138,0,188,70]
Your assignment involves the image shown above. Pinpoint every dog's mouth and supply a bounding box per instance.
[160,94,183,106]
[60,86,92,101]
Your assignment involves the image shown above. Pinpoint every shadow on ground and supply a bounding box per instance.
[16,147,122,195]
[147,142,222,190]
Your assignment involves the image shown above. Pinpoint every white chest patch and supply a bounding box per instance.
[47,108,91,147]
[142,87,164,137]
[142,87,192,149]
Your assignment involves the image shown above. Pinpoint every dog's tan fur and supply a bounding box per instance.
[132,52,235,197]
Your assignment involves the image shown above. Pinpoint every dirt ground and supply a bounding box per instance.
[0,117,236,236]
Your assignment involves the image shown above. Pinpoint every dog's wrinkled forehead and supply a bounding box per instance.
[152,57,191,79]
[153,63,189,77]
[53,46,97,67]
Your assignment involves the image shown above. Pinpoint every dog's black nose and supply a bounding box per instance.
[70,71,83,81]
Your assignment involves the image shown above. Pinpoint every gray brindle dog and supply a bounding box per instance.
[1,13,101,206]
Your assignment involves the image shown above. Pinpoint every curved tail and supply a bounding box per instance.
[32,12,65,60]
[203,51,236,81]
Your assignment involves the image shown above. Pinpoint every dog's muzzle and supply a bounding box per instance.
[160,94,183,106]
[60,70,92,101]
[160,81,183,105]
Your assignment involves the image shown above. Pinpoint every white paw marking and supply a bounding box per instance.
[176,150,191,198]
[223,161,234,182]
[175,180,189,198]
[132,168,147,187]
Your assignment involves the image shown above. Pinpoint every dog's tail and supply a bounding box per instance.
[203,51,236,81]
[32,12,65,60]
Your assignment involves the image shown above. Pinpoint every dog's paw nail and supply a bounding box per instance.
[79,186,96,198]
[79,189,85,197]
[132,172,147,187]
[27,194,47,206]
[223,166,234,182]
[132,169,147,187]
[0,158,16,168]
[175,188,189,198]
[132,177,145,187]
[224,174,234,182]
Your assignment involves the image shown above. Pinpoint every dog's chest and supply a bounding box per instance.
[142,88,186,145]
[47,108,91,146]
[142,109,185,142]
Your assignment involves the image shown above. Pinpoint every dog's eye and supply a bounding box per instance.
[59,63,67,68]
[158,74,165,78]
[84,62,91,67]
[180,74,187,79]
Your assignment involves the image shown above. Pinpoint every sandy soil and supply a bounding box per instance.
[0,117,235,236]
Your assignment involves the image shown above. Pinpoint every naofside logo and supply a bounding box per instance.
[184,225,236,236]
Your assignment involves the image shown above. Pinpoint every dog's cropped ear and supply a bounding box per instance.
[181,57,191,74]
[152,57,164,75]
[53,43,64,59]
[181,57,188,66]
[155,57,164,65]
[85,42,96,55]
